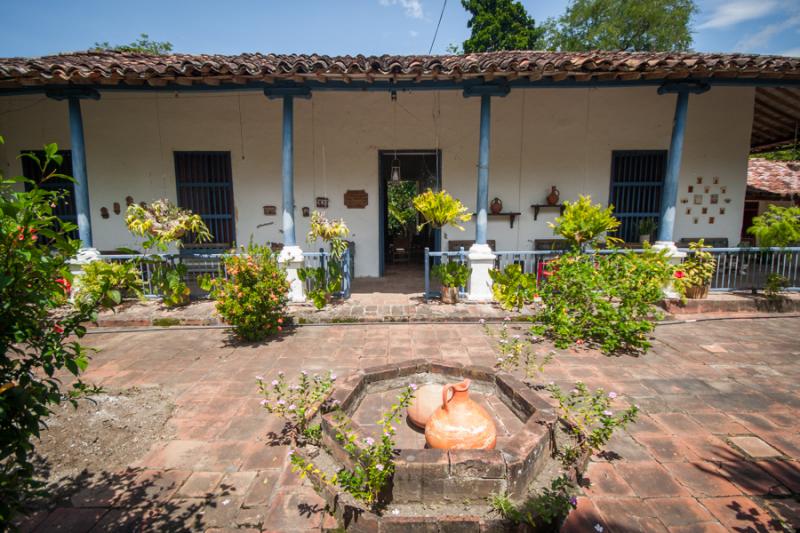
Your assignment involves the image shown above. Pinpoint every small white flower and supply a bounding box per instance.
[594,524,604,532]
[222,499,231,506]
[608,392,618,399]
[271,380,279,386]
[391,508,400,515]
[255,375,265,381]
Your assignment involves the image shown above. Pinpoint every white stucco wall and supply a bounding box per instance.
[0,85,754,276]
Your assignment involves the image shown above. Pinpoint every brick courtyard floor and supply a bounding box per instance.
[18,317,800,532]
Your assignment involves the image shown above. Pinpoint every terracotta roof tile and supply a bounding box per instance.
[748,158,800,197]
[0,50,798,88]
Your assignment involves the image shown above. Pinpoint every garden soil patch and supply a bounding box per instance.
[32,386,175,504]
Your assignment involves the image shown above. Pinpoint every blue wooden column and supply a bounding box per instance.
[46,88,100,249]
[281,95,297,247]
[475,95,491,245]
[463,84,508,245]
[656,82,709,243]
[265,87,311,247]
[68,97,93,248]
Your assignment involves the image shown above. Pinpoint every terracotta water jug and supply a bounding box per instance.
[546,186,560,206]
[490,197,503,214]
[407,384,453,429]
[424,379,497,450]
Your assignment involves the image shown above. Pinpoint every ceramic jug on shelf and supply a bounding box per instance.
[546,186,560,206]
[424,379,497,450]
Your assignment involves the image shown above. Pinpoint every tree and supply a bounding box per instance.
[747,205,800,247]
[1,139,102,521]
[544,0,696,52]
[93,33,173,54]
[460,0,545,53]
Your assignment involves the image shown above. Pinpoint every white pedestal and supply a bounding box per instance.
[467,243,496,302]
[279,245,306,303]
[68,247,101,301]
[652,240,686,299]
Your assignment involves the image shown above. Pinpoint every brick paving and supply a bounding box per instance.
[15,317,800,532]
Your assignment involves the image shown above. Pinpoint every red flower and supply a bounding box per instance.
[55,278,72,294]
[277,326,283,332]
[674,270,685,279]
[53,324,64,334]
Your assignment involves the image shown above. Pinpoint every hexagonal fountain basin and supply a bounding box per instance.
[319,358,560,505]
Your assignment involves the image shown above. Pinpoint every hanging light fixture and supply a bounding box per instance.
[391,154,402,182]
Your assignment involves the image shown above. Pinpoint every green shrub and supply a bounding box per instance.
[300,211,350,309]
[75,260,143,309]
[432,261,471,288]
[549,195,621,249]
[489,264,538,310]
[298,265,341,310]
[533,248,674,353]
[201,243,290,341]
[1,140,102,521]
[747,205,800,247]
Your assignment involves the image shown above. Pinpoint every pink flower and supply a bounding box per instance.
[259,399,268,406]
[288,404,297,410]
[608,392,617,399]
[364,437,375,446]
[375,463,384,471]
[255,375,265,381]
[277,399,286,405]
[603,410,613,416]
[409,383,417,391]
[271,380,279,386]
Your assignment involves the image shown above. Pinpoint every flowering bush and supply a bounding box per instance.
[492,382,637,529]
[257,370,335,441]
[202,243,290,342]
[290,385,416,507]
[1,140,102,521]
[546,381,638,467]
[533,247,675,354]
[483,319,553,380]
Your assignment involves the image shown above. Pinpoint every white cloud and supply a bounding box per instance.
[409,30,419,38]
[697,0,777,29]
[735,13,800,51]
[379,0,424,19]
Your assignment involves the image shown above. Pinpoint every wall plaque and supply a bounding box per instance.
[344,190,369,209]
[263,205,277,216]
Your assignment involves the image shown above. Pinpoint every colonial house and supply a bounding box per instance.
[1,51,798,300]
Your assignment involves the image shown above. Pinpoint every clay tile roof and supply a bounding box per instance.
[1,50,799,89]
[748,158,800,197]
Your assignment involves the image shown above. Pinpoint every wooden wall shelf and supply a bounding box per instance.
[531,204,565,220]
[472,212,522,228]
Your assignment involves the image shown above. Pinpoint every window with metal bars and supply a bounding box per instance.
[174,151,235,248]
[609,150,667,243]
[21,150,79,240]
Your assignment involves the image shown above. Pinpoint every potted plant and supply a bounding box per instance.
[676,240,716,299]
[432,262,471,304]
[413,189,473,231]
[638,218,657,244]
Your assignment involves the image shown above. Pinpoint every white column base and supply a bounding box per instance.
[652,240,686,299]
[68,247,101,302]
[467,243,496,302]
[279,245,306,303]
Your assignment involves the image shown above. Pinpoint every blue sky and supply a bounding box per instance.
[1,0,798,57]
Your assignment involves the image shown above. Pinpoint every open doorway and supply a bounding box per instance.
[378,150,441,277]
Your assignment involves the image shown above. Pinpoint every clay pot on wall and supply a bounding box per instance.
[407,384,453,429]
[546,186,560,206]
[425,379,497,450]
[490,197,503,214]
[685,284,710,299]
[441,286,459,304]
